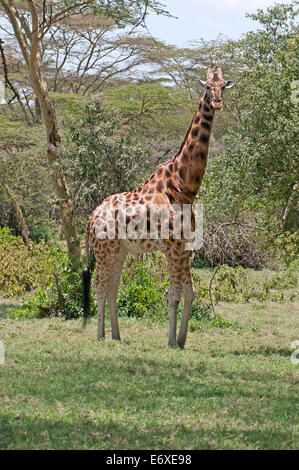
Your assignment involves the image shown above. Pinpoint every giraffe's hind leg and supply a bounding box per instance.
[106,249,127,341]
[94,269,110,341]
[165,242,183,347]
[93,241,121,341]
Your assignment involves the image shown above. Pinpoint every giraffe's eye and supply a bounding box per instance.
[206,86,211,91]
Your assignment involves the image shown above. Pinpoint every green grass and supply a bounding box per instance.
[0,298,298,450]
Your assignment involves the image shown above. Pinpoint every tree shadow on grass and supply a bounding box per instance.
[0,352,297,449]
[0,404,295,450]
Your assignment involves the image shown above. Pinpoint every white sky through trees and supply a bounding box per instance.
[146,0,292,45]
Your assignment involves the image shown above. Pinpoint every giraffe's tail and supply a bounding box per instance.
[82,219,93,328]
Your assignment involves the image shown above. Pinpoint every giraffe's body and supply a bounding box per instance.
[83,66,234,348]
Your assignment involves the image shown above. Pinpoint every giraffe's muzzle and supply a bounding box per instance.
[212,99,223,110]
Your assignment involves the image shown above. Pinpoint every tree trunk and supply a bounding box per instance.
[1,181,29,244]
[1,0,81,266]
[34,97,42,122]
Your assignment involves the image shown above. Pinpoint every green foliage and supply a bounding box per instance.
[62,102,150,223]
[213,266,252,303]
[0,111,53,239]
[117,260,235,332]
[117,262,167,318]
[29,223,58,243]
[0,115,36,149]
[13,260,97,320]
[187,300,212,332]
[212,265,297,303]
[271,231,299,267]
[0,227,96,319]
[263,269,297,291]
[50,93,87,128]
[0,227,62,297]
[106,83,189,136]
[204,1,298,231]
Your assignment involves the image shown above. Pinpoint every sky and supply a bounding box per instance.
[146,0,291,46]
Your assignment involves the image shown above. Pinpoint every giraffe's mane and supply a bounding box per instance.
[173,111,198,161]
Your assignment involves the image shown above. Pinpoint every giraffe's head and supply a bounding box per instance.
[199,66,235,110]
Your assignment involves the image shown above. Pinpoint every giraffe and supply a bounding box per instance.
[82,66,235,349]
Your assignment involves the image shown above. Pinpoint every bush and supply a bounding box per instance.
[12,259,97,320]
[0,227,62,297]
[270,231,299,267]
[0,227,97,319]
[213,265,252,303]
[211,265,297,303]
[263,269,297,290]
[117,263,167,318]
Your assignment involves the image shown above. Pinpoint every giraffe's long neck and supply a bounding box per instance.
[171,92,215,204]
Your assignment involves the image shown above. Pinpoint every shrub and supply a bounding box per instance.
[270,231,299,267]
[263,269,297,290]
[117,263,167,318]
[213,265,252,303]
[12,259,97,320]
[0,227,62,297]
[211,265,297,303]
[0,227,97,319]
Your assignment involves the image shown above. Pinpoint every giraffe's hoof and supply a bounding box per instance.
[177,336,186,349]
[97,336,105,342]
[112,336,121,341]
[168,341,177,348]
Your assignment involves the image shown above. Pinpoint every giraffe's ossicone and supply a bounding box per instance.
[82,66,235,349]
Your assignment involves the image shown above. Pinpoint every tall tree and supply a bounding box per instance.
[0,0,167,264]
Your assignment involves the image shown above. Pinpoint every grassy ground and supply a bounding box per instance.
[0,295,298,450]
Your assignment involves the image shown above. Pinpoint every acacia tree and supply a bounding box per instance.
[0,0,167,265]
[40,17,155,94]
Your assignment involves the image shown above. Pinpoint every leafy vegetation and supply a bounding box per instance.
[0,228,62,297]
[117,262,167,319]
[212,265,297,303]
[62,103,151,225]
[203,2,299,233]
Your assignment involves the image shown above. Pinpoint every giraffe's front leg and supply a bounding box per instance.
[107,251,127,341]
[168,284,181,347]
[166,245,183,347]
[94,258,113,341]
[177,256,195,349]
[96,293,106,341]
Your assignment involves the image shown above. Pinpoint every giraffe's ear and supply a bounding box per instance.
[198,79,206,88]
[225,80,235,89]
